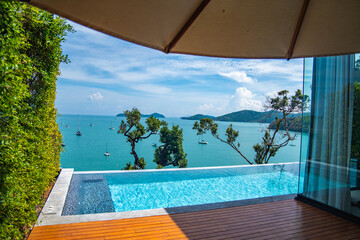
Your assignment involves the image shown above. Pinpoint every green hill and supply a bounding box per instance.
[268,114,310,133]
[182,110,300,124]
[214,110,282,123]
[116,112,165,118]
[181,114,215,120]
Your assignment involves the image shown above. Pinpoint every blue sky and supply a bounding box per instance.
[56,21,304,117]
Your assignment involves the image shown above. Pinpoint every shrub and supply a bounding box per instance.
[0,1,72,238]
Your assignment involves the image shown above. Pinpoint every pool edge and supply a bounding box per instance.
[37,166,296,226]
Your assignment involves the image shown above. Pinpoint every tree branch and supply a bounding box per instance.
[212,134,253,165]
[123,124,134,137]
[160,161,175,167]
[140,131,157,140]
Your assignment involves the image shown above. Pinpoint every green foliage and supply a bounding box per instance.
[193,90,305,165]
[119,108,187,169]
[117,112,165,118]
[0,1,72,238]
[118,108,164,169]
[351,81,360,160]
[123,158,146,170]
[154,125,187,168]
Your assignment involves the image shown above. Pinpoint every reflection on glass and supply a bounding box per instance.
[299,54,360,218]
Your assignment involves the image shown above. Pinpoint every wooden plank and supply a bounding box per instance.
[186,215,344,240]
[28,200,360,240]
[31,204,307,237]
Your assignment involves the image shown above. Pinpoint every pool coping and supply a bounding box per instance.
[36,164,298,226]
[75,162,299,174]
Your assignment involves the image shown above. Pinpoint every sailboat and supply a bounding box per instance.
[198,136,208,144]
[104,144,110,156]
[109,120,114,130]
[76,115,82,136]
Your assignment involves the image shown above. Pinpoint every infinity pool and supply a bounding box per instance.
[62,164,299,215]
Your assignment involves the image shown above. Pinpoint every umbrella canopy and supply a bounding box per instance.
[27,0,360,59]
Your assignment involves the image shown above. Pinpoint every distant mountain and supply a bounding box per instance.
[182,110,300,124]
[268,114,310,133]
[181,114,215,120]
[116,113,165,118]
[214,110,279,123]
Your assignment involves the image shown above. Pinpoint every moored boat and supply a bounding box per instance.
[198,140,208,144]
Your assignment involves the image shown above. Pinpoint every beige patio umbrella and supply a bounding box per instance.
[26,0,360,59]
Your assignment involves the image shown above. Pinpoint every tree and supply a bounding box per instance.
[193,89,307,165]
[154,124,187,168]
[118,108,164,169]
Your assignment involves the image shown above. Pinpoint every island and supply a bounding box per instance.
[181,114,215,120]
[268,114,309,133]
[182,110,300,123]
[116,112,166,118]
[213,110,280,123]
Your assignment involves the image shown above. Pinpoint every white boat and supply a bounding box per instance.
[104,144,110,156]
[109,120,114,130]
[61,143,66,147]
[198,140,208,144]
[152,143,158,147]
[76,115,81,135]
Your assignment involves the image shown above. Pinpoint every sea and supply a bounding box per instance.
[58,114,305,171]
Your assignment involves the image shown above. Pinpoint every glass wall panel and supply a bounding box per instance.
[298,58,313,194]
[299,54,360,218]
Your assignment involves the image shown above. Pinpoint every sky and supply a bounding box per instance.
[56,21,304,117]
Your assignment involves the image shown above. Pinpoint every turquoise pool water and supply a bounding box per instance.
[63,165,300,215]
[108,172,298,212]
[107,167,299,212]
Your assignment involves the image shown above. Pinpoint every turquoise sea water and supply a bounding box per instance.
[58,115,304,171]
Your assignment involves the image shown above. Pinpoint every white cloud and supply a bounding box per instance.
[265,91,279,98]
[228,87,263,112]
[198,103,215,111]
[219,71,256,84]
[194,87,264,117]
[197,103,225,116]
[88,92,104,101]
[233,59,303,82]
[132,84,171,94]
[58,21,303,117]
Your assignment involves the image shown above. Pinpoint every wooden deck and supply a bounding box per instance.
[28,199,360,240]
